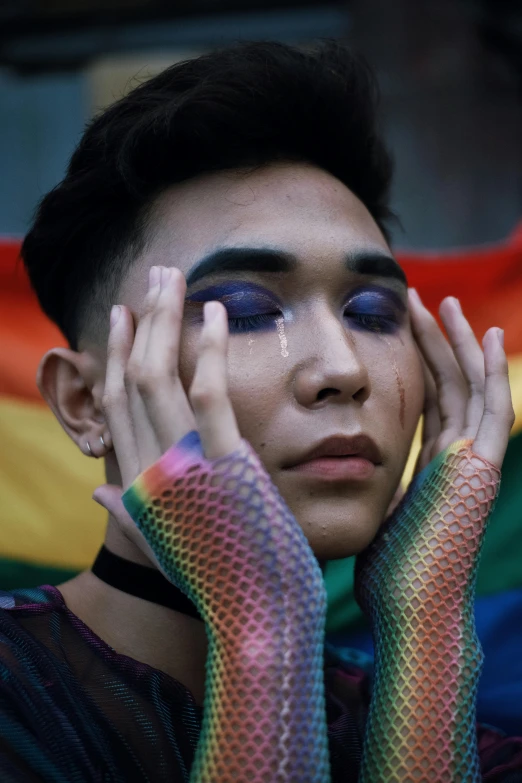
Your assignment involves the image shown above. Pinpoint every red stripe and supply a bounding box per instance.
[2,225,522,403]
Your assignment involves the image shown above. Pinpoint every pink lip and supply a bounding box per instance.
[282,434,383,472]
[286,455,376,481]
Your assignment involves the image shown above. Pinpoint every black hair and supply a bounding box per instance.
[21,39,394,351]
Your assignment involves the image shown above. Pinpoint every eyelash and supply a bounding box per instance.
[227,311,398,334]
[228,313,277,333]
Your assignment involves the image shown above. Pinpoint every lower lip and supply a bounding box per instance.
[286,456,376,481]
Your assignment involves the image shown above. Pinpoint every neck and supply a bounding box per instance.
[56,516,208,706]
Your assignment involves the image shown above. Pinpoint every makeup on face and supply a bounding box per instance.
[383,335,406,429]
[185,281,282,333]
[275,316,289,357]
[185,279,407,337]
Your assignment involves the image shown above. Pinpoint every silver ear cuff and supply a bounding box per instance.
[85,436,108,457]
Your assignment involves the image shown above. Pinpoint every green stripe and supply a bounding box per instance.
[0,558,80,592]
[324,430,522,633]
[1,433,521,633]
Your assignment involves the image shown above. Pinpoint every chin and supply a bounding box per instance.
[300,504,386,562]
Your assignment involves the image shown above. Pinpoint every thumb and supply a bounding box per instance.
[91,483,126,519]
[92,484,145,551]
[385,483,405,518]
[92,484,163,574]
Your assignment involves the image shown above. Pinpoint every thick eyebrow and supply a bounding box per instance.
[185,247,407,288]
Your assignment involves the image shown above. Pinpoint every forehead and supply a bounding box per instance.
[144,162,390,277]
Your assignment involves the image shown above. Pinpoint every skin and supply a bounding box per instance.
[37,162,435,705]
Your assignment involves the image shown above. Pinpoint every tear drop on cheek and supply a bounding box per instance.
[275,316,289,358]
[383,336,406,430]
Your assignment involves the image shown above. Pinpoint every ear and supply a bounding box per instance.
[37,347,111,459]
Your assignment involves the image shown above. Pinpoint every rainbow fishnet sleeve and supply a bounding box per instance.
[122,430,331,783]
[354,439,501,782]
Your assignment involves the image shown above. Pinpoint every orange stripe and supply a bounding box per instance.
[2,228,522,403]
[400,225,522,356]
[0,240,66,403]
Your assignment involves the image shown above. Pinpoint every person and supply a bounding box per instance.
[1,39,520,782]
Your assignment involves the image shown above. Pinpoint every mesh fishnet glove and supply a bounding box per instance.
[354,439,501,782]
[122,429,331,783]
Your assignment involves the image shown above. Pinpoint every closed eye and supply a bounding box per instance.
[346,312,400,334]
[227,313,280,333]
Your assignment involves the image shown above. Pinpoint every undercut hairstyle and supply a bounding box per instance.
[21,39,394,351]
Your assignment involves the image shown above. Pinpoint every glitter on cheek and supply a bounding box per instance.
[248,337,255,355]
[275,316,289,358]
[383,336,406,430]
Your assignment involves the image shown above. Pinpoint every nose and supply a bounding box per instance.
[291,309,371,409]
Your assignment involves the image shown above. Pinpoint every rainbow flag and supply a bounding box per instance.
[2,228,522,733]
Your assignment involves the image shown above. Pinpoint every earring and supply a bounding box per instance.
[85,441,93,456]
[100,435,106,449]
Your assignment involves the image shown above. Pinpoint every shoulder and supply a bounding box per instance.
[0,585,62,611]
[0,584,72,726]
[0,588,93,781]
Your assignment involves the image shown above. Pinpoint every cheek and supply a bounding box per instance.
[178,324,280,447]
[399,340,425,432]
[366,334,424,444]
[177,323,198,392]
[226,342,281,449]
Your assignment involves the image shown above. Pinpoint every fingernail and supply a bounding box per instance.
[110,305,121,327]
[149,266,160,289]
[497,328,504,348]
[160,267,171,286]
[204,301,220,322]
[452,297,462,313]
[409,288,421,304]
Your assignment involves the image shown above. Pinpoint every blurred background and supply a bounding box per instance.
[1,0,522,735]
[1,0,521,244]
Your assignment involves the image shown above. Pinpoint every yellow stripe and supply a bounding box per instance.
[509,353,522,435]
[1,352,522,571]
[0,397,106,569]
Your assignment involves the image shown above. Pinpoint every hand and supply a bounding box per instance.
[91,265,241,570]
[354,291,515,617]
[92,265,329,782]
[92,265,322,620]
[409,290,514,474]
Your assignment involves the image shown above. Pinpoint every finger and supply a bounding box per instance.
[420,355,440,446]
[92,484,166,572]
[189,301,241,459]
[439,297,485,437]
[473,328,515,467]
[125,265,164,470]
[414,357,441,473]
[140,266,196,453]
[409,289,468,440]
[385,483,405,518]
[102,305,140,489]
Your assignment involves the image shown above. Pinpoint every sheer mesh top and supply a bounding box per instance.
[0,585,520,782]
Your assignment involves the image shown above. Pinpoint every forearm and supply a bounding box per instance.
[189,481,331,782]
[121,433,331,783]
[191,608,330,783]
[360,603,483,782]
[355,441,501,783]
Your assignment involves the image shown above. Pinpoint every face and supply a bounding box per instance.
[101,162,424,560]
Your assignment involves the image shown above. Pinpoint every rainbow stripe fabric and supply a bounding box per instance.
[1,226,522,738]
[120,428,330,781]
[354,439,501,781]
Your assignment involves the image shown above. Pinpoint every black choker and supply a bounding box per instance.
[91,545,203,622]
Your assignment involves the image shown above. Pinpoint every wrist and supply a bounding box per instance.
[371,601,483,673]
